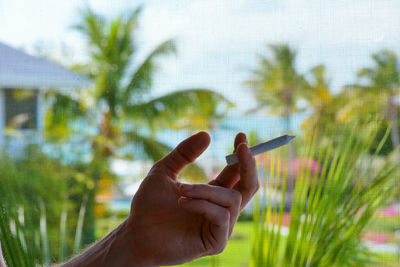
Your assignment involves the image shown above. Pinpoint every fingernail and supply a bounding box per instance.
[238,142,249,151]
[180,184,194,192]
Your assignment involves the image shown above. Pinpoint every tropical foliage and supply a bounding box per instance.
[301,65,336,133]
[0,146,89,266]
[355,50,399,148]
[251,120,399,267]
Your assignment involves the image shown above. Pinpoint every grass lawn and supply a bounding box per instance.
[97,217,398,266]
[368,252,400,267]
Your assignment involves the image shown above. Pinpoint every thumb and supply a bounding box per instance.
[152,131,210,179]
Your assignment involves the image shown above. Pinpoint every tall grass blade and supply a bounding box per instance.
[59,200,68,262]
[74,194,88,254]
[39,200,50,267]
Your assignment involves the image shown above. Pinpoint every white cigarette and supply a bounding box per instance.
[225,135,295,165]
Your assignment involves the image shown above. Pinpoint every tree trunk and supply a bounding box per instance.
[81,113,114,246]
[81,157,102,246]
[388,100,400,149]
[284,103,295,160]
[283,95,291,133]
[82,188,96,245]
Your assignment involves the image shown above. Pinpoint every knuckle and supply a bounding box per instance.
[212,241,228,255]
[193,184,209,198]
[213,246,225,255]
[149,161,175,177]
[199,200,208,210]
[232,190,242,204]
[148,165,164,177]
[201,185,217,201]
[240,163,250,172]
[202,184,212,194]
[249,157,257,168]
[221,209,230,221]
[149,162,160,173]
[242,158,256,172]
[241,181,252,191]
[176,146,193,164]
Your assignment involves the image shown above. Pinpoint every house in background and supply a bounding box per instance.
[0,41,90,149]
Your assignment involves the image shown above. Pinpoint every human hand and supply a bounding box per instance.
[60,132,258,267]
[124,131,259,266]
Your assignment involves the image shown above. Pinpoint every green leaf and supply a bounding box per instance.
[125,89,233,131]
[122,39,177,102]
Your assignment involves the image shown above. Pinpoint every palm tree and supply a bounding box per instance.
[301,65,336,134]
[245,44,305,160]
[46,7,232,244]
[356,50,400,148]
[245,44,305,133]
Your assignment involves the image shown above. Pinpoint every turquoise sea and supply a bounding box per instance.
[156,113,307,158]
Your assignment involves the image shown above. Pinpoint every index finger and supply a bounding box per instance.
[234,142,259,210]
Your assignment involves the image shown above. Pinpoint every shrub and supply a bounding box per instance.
[0,145,90,266]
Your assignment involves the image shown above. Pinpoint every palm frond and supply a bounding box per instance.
[122,39,177,103]
[125,89,233,131]
[73,8,107,56]
[127,131,171,162]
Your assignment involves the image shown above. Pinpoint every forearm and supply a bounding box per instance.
[60,220,140,267]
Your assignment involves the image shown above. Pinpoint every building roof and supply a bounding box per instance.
[0,42,91,89]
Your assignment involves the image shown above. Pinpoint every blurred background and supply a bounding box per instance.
[0,0,399,266]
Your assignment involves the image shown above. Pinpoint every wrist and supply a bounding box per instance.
[61,219,144,267]
[103,219,143,266]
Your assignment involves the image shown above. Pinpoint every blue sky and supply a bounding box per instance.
[1,0,400,114]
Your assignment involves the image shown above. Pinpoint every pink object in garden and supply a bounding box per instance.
[288,157,320,178]
[269,212,291,227]
[259,155,320,179]
[380,204,400,218]
[363,231,390,244]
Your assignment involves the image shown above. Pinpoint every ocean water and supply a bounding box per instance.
[157,113,307,159]
[42,113,306,163]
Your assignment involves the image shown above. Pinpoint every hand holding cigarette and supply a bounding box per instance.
[61,132,259,267]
